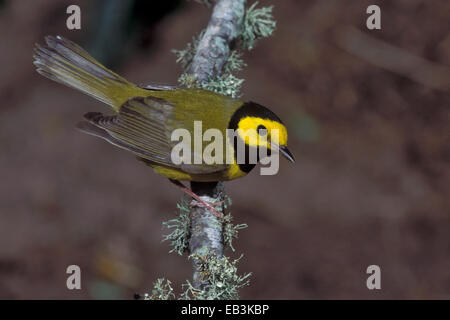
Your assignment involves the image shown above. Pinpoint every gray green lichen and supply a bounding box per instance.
[241,1,276,50]
[173,1,276,98]
[162,200,191,255]
[144,278,175,300]
[180,253,251,300]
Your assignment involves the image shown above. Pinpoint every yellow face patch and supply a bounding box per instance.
[237,116,288,149]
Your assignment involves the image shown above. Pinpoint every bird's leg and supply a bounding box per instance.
[169,179,224,218]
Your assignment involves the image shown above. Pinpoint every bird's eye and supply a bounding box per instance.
[257,125,267,136]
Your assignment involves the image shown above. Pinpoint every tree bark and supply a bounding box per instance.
[187,0,247,290]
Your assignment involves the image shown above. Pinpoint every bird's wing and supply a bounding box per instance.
[77,95,228,174]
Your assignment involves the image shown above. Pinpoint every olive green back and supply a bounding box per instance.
[148,88,243,134]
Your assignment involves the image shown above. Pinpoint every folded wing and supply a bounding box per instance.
[77,95,227,174]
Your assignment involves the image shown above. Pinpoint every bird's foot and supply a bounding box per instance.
[169,179,224,218]
[188,198,225,218]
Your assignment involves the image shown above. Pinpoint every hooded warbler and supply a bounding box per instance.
[33,36,294,190]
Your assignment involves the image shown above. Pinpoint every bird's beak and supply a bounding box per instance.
[280,146,295,163]
[271,143,295,163]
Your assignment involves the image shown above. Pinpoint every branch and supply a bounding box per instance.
[187,0,247,290]
[188,0,246,82]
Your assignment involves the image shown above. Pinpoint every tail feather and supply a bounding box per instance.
[33,36,142,111]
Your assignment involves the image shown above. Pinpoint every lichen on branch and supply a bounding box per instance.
[241,1,276,50]
[180,253,251,300]
[144,278,175,300]
[173,1,276,97]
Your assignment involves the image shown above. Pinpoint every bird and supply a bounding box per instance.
[33,36,294,216]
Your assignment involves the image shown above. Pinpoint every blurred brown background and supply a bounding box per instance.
[0,0,449,299]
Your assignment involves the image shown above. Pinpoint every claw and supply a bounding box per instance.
[188,200,223,218]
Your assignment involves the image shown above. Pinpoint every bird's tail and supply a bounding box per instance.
[33,36,145,111]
